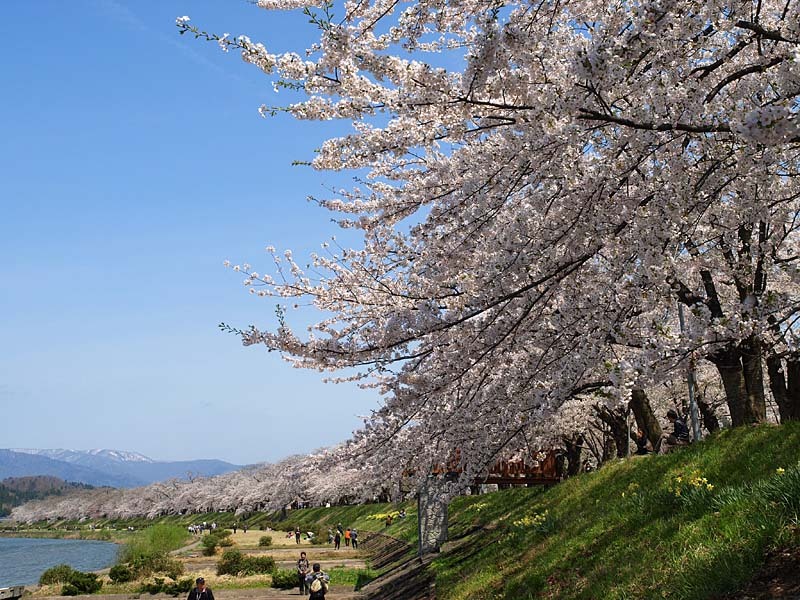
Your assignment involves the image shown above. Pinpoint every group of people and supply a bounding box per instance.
[327,522,358,550]
[187,522,217,535]
[293,526,315,543]
[185,555,330,599]
[296,551,330,598]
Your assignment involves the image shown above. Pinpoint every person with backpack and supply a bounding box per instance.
[296,551,310,595]
[333,530,341,550]
[305,563,330,599]
[350,528,358,550]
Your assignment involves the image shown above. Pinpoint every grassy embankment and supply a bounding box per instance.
[249,423,800,599]
[432,421,800,599]
[9,422,798,598]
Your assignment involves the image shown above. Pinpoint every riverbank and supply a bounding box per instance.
[0,530,123,543]
[10,528,372,598]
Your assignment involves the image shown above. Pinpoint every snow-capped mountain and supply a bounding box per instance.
[2,449,240,488]
[13,448,154,465]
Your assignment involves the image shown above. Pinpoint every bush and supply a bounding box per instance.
[109,564,134,584]
[139,577,193,596]
[246,555,277,574]
[201,536,218,556]
[120,524,189,565]
[40,564,75,585]
[162,559,185,581]
[129,554,184,578]
[258,535,272,547]
[139,577,165,595]
[270,568,298,589]
[60,584,79,596]
[200,528,234,555]
[62,571,103,595]
[162,578,194,597]
[216,549,276,576]
[216,549,245,576]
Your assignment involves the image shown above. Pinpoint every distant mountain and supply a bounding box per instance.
[16,448,153,465]
[0,450,135,487]
[0,449,241,488]
[0,476,94,517]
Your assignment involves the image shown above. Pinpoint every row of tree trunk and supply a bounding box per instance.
[559,349,800,475]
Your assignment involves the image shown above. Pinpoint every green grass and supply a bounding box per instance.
[13,424,795,599]
[119,523,191,563]
[261,502,418,545]
[326,566,379,588]
[430,422,800,600]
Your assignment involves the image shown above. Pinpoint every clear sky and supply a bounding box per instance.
[0,0,377,465]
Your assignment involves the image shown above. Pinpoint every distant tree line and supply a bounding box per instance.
[0,476,94,517]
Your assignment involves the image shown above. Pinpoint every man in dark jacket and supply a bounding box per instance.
[297,551,310,595]
[186,578,214,600]
[658,409,691,453]
[667,409,691,442]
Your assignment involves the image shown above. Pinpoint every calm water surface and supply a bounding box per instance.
[0,537,118,587]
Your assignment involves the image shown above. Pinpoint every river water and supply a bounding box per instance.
[0,537,119,587]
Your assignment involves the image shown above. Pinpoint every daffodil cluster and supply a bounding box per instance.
[669,471,714,497]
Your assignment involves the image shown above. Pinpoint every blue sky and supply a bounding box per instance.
[0,0,377,464]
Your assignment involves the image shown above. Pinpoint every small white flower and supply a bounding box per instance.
[176,15,191,25]
[218,33,230,52]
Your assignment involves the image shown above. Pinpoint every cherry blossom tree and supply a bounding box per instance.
[174,0,800,483]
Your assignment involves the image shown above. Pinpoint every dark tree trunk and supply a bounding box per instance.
[696,396,720,433]
[766,352,800,422]
[787,357,800,420]
[562,433,583,478]
[602,434,617,463]
[767,353,791,422]
[594,404,629,458]
[740,337,767,423]
[710,344,766,426]
[629,388,663,448]
[554,453,566,480]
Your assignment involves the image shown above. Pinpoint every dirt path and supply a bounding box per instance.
[31,587,364,600]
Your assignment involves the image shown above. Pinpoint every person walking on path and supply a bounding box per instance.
[344,528,351,547]
[350,529,358,550]
[187,578,214,600]
[295,526,302,544]
[334,530,341,550]
[297,551,310,596]
[305,563,330,599]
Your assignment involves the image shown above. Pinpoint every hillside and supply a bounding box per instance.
[0,449,241,488]
[272,422,800,599]
[0,476,94,517]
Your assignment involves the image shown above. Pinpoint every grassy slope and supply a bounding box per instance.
[8,423,798,599]
[434,422,800,599]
